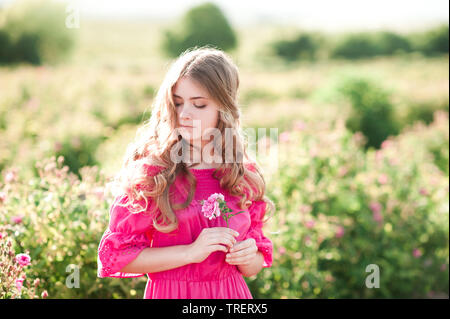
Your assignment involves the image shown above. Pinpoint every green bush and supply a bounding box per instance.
[161,2,237,57]
[247,115,449,298]
[1,116,448,298]
[0,156,147,298]
[330,31,413,59]
[54,134,105,179]
[373,31,412,55]
[402,99,449,127]
[330,32,380,59]
[0,0,77,65]
[270,33,320,62]
[409,24,449,56]
[336,75,400,149]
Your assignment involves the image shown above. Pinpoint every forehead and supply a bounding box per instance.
[172,77,209,99]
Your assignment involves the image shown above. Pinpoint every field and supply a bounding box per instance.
[0,19,448,299]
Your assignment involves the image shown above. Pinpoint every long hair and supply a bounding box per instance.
[107,46,274,233]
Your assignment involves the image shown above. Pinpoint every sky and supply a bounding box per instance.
[0,0,448,31]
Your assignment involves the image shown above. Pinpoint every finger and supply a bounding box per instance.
[211,227,239,238]
[227,246,256,259]
[225,255,253,265]
[211,233,237,246]
[208,235,235,248]
[229,239,254,253]
[206,232,236,243]
[209,244,228,254]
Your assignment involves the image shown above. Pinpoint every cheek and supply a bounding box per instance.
[202,110,219,129]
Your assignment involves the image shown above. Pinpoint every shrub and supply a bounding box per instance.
[161,2,237,57]
[373,31,412,55]
[336,75,400,149]
[0,234,46,299]
[330,32,380,59]
[0,156,146,298]
[409,24,449,56]
[247,116,449,298]
[0,0,77,65]
[402,99,449,127]
[270,33,319,62]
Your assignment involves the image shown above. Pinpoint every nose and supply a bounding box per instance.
[179,105,193,123]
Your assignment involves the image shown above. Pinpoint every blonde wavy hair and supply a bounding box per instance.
[108,46,274,233]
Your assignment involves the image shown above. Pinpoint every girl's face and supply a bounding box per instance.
[173,76,220,145]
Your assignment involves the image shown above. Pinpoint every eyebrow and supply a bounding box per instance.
[173,94,208,100]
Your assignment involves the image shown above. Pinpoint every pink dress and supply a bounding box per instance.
[97,163,273,299]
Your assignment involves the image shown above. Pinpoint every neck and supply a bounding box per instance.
[185,139,220,168]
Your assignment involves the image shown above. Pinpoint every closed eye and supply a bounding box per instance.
[175,103,206,109]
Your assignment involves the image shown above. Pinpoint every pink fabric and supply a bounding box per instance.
[97,164,273,299]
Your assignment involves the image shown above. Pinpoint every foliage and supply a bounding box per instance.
[0,0,77,65]
[0,156,147,298]
[336,74,400,149]
[246,113,449,298]
[269,32,320,62]
[161,2,237,57]
[408,24,449,56]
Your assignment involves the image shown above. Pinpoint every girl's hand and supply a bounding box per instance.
[187,227,239,264]
[225,238,258,266]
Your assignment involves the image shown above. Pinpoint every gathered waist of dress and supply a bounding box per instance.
[147,263,242,282]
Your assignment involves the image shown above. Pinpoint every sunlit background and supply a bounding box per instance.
[0,0,448,299]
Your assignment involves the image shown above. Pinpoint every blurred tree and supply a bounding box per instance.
[0,0,77,65]
[409,24,449,56]
[374,31,412,55]
[330,32,380,59]
[270,32,320,62]
[161,2,237,57]
[337,75,400,149]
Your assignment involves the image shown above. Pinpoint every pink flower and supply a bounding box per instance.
[378,174,388,185]
[5,171,17,183]
[93,187,105,201]
[372,211,383,223]
[278,247,286,255]
[16,278,25,293]
[200,193,244,228]
[419,188,429,196]
[0,191,6,203]
[335,226,345,238]
[279,131,291,143]
[338,167,349,177]
[309,148,318,158]
[375,150,383,162]
[388,158,399,166]
[369,202,383,223]
[412,248,422,258]
[381,140,393,149]
[209,193,224,202]
[305,220,315,229]
[293,120,306,131]
[41,290,48,298]
[201,194,223,220]
[304,235,311,244]
[15,253,31,267]
[11,215,23,224]
[369,202,382,214]
[54,142,62,152]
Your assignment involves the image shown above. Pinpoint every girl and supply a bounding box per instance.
[97,46,275,299]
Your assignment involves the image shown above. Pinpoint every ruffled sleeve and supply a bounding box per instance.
[97,194,155,278]
[244,199,273,268]
[97,164,164,278]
